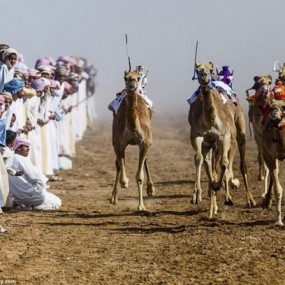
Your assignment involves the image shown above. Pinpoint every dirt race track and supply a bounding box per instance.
[1,114,285,285]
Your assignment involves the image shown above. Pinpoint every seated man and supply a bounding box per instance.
[8,138,61,210]
[136,65,148,91]
[273,79,285,100]
[218,65,233,87]
[2,130,23,176]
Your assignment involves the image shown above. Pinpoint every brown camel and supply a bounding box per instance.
[110,70,155,211]
[247,75,272,196]
[188,62,239,218]
[189,62,256,217]
[261,99,285,225]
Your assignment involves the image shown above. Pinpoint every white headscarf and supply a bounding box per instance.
[3,48,18,69]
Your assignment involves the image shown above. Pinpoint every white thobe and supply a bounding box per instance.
[47,86,64,172]
[8,154,61,210]
[58,95,74,157]
[0,63,14,92]
[0,147,10,207]
[74,80,88,141]
[26,96,42,170]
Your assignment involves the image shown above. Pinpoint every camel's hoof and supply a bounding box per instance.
[191,196,201,204]
[224,199,234,206]
[147,185,155,197]
[262,198,272,209]
[138,205,146,211]
[248,199,256,207]
[275,220,284,226]
[258,175,264,182]
[0,226,7,233]
[261,193,267,198]
[110,198,118,205]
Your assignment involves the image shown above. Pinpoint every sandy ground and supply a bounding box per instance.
[1,113,285,285]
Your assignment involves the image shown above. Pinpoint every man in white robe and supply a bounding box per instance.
[8,137,61,210]
[0,48,18,92]
[27,79,47,172]
[47,80,64,174]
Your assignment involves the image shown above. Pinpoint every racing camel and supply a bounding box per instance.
[261,99,285,225]
[110,70,155,211]
[247,75,272,197]
[189,62,255,218]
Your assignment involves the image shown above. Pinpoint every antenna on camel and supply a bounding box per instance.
[273,61,281,72]
[192,40,199,80]
[125,34,132,72]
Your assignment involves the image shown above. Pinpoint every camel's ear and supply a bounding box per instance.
[268,75,273,81]
[208,62,214,71]
[124,70,128,81]
[137,76,141,82]
[195,62,201,68]
[254,76,260,82]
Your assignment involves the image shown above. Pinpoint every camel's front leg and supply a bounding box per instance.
[211,137,230,191]
[191,136,203,204]
[257,149,265,181]
[271,162,283,226]
[144,159,155,196]
[203,146,213,196]
[119,156,129,188]
[203,146,218,216]
[209,189,218,218]
[111,159,120,205]
[261,162,269,198]
[114,146,129,188]
[264,157,283,226]
[136,144,150,211]
[262,176,273,209]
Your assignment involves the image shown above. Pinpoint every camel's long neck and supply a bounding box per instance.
[126,89,140,132]
[201,85,216,124]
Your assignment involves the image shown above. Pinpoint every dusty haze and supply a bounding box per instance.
[1,0,284,121]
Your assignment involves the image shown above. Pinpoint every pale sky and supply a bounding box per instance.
[1,0,284,119]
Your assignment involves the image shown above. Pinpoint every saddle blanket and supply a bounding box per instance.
[108,90,153,114]
[187,88,228,105]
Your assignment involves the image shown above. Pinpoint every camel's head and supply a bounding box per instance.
[195,62,214,86]
[253,75,272,93]
[124,70,140,91]
[269,99,285,130]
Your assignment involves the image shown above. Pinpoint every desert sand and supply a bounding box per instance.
[0,113,285,285]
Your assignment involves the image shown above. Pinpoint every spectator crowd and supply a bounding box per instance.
[0,43,97,232]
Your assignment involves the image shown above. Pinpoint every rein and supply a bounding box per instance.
[133,90,142,120]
